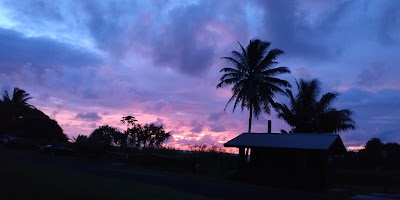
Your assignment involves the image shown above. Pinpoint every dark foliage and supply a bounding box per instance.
[0,87,67,142]
[74,120,171,157]
[89,125,122,146]
[337,138,400,170]
[126,123,171,149]
[274,79,356,133]
[120,115,137,128]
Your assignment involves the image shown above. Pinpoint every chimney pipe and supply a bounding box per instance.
[268,120,272,133]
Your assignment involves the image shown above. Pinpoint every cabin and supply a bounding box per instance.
[224,133,347,188]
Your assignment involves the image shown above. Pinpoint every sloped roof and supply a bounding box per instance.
[224,133,346,153]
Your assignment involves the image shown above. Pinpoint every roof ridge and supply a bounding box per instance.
[241,132,337,136]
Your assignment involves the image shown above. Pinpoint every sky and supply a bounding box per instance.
[0,0,399,151]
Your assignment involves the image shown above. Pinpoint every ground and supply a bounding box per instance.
[0,146,394,200]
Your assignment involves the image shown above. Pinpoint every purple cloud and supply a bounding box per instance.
[190,120,204,133]
[0,28,101,73]
[208,111,225,121]
[75,112,102,121]
[210,124,226,132]
[356,62,399,90]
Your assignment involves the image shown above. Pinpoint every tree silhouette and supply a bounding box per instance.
[0,87,67,142]
[274,79,356,133]
[120,115,137,129]
[74,135,89,144]
[366,138,384,152]
[89,125,122,146]
[217,39,291,133]
[18,108,67,141]
[2,87,33,106]
[384,142,400,168]
[363,138,385,167]
[126,123,171,149]
[1,87,34,125]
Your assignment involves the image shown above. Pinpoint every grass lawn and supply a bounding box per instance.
[0,150,217,200]
[5,148,399,200]
[334,169,400,194]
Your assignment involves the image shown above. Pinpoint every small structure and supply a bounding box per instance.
[224,133,347,188]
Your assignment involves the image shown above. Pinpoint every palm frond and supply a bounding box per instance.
[275,79,356,134]
[257,48,284,71]
[3,90,11,102]
[263,76,292,88]
[262,66,291,77]
[317,92,338,112]
[221,57,245,71]
[237,41,248,62]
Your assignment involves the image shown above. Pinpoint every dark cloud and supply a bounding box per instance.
[76,0,247,76]
[144,99,171,114]
[207,111,228,132]
[149,2,229,76]
[208,111,225,121]
[190,120,204,133]
[50,104,64,119]
[151,118,164,126]
[81,87,99,99]
[75,112,102,121]
[356,62,399,89]
[210,124,226,132]
[80,1,140,56]
[339,89,400,109]
[357,65,387,88]
[254,0,333,60]
[0,28,101,73]
[337,88,400,146]
[87,123,97,128]
[378,1,400,45]
[252,0,400,64]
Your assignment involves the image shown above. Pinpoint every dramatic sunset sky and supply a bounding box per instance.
[0,0,399,150]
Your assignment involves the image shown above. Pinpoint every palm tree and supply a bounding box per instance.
[0,87,34,135]
[217,39,291,133]
[274,79,356,133]
[1,87,34,122]
[2,87,33,107]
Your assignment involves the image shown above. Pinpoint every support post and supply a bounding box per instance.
[268,120,272,133]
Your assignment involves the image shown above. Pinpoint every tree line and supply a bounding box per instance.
[74,115,171,153]
[0,87,171,150]
[340,138,400,169]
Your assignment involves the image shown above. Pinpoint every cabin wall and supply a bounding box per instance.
[250,147,331,187]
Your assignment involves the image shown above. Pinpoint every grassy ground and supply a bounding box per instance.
[334,169,400,194]
[5,146,400,200]
[0,150,216,200]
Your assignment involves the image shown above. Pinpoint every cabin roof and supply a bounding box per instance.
[224,133,346,154]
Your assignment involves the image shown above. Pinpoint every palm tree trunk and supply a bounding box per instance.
[245,102,253,162]
[248,102,252,133]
